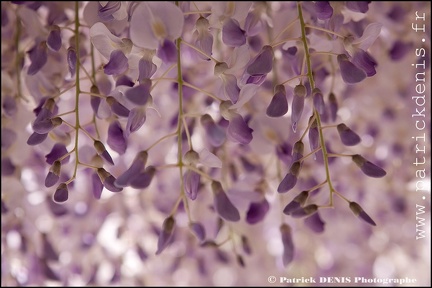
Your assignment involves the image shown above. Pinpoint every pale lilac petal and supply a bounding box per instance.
[104,50,128,75]
[244,11,262,36]
[222,18,246,47]
[353,22,382,51]
[156,216,176,255]
[352,49,377,77]
[212,181,240,222]
[53,183,68,203]
[126,107,146,137]
[47,25,62,51]
[337,123,361,146]
[184,170,200,200]
[227,113,253,145]
[198,148,222,168]
[221,74,240,103]
[230,84,259,109]
[138,58,157,81]
[98,1,121,21]
[189,222,206,242]
[157,39,177,63]
[304,212,325,233]
[246,45,274,76]
[315,2,333,20]
[130,2,184,50]
[27,41,48,75]
[266,84,288,117]
[280,224,294,267]
[196,32,213,61]
[106,96,130,117]
[125,80,152,106]
[246,198,270,224]
[45,143,69,164]
[337,54,366,84]
[291,85,306,132]
[32,117,62,134]
[308,119,319,153]
[107,120,127,155]
[90,22,126,59]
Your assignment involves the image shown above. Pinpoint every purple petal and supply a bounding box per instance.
[1,157,16,176]
[196,32,213,61]
[277,162,301,193]
[290,204,318,218]
[32,117,62,134]
[212,181,240,222]
[308,118,319,156]
[106,96,130,117]
[266,84,288,117]
[315,2,333,20]
[27,41,48,75]
[67,47,77,77]
[2,95,17,117]
[189,222,206,242]
[97,168,123,192]
[91,172,103,199]
[116,75,135,87]
[246,45,274,76]
[107,120,127,155]
[94,140,114,165]
[346,1,370,13]
[53,183,68,203]
[276,141,292,166]
[157,39,177,63]
[125,80,152,106]
[390,41,413,61]
[201,114,226,147]
[244,11,261,36]
[46,195,68,217]
[351,49,377,77]
[349,201,376,226]
[312,88,325,115]
[126,107,146,137]
[337,123,361,146]
[45,171,60,188]
[227,113,253,145]
[352,154,386,178]
[221,74,240,103]
[304,212,326,233]
[114,151,148,188]
[245,74,267,85]
[47,25,62,51]
[1,128,17,149]
[291,85,306,132]
[156,216,176,255]
[45,143,69,164]
[27,132,48,146]
[280,224,294,267]
[104,50,129,75]
[222,18,246,47]
[138,58,157,81]
[246,198,270,224]
[283,191,309,215]
[130,166,156,189]
[328,92,338,122]
[337,54,367,84]
[184,170,200,200]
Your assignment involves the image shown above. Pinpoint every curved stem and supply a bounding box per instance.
[305,24,345,38]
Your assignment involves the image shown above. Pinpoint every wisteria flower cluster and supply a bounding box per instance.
[1,1,430,286]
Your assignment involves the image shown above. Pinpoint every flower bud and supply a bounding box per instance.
[328,92,338,122]
[156,216,176,255]
[45,160,61,188]
[189,222,206,242]
[280,223,294,267]
[352,154,386,178]
[349,201,376,226]
[211,181,240,222]
[283,191,309,215]
[94,140,114,165]
[246,198,270,224]
[266,84,288,117]
[337,123,361,146]
[277,161,301,193]
[291,84,306,132]
[304,211,326,233]
[97,168,122,192]
[53,183,68,203]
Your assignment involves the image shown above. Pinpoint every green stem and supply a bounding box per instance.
[297,2,335,205]
[72,1,81,180]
